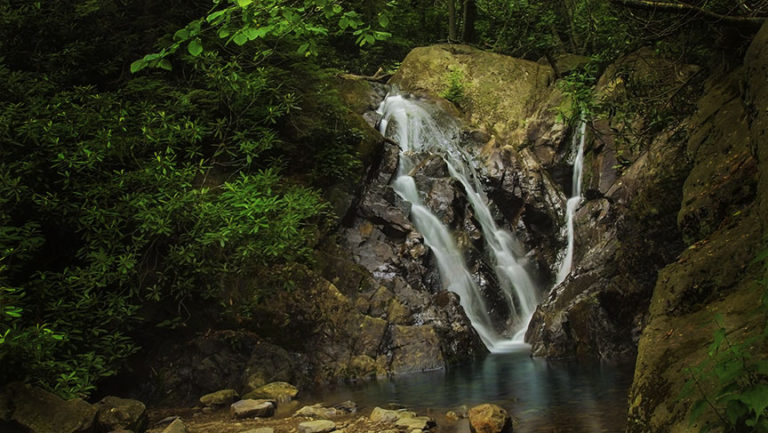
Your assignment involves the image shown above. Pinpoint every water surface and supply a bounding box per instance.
[312,347,634,433]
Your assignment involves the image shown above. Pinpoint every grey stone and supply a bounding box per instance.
[230,399,275,419]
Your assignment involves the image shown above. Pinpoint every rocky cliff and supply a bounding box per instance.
[626,22,768,433]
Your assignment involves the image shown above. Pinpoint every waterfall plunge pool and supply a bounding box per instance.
[308,347,635,433]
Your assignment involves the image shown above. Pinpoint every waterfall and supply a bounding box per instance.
[555,121,586,284]
[377,94,540,352]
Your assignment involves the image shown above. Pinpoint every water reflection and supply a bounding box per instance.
[311,348,633,433]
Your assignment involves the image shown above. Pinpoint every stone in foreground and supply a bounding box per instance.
[468,404,511,433]
[241,428,274,433]
[4,383,97,433]
[297,419,336,433]
[230,399,275,418]
[200,389,239,407]
[162,418,188,433]
[96,396,147,432]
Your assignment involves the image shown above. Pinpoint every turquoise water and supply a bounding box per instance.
[312,348,634,433]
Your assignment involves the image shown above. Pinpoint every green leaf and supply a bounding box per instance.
[188,39,203,56]
[233,32,248,46]
[173,28,189,41]
[130,60,146,73]
[689,399,708,424]
[379,14,389,27]
[236,0,253,7]
[206,9,228,23]
[157,59,172,71]
[738,384,768,423]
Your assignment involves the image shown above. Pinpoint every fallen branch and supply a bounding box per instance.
[611,0,767,25]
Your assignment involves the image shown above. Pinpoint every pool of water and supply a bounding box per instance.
[310,347,635,433]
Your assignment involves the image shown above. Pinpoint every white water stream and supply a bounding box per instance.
[377,95,539,352]
[555,121,586,284]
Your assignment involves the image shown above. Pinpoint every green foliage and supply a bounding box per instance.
[0,3,339,394]
[440,67,467,106]
[556,63,599,122]
[681,249,768,432]
[131,0,391,72]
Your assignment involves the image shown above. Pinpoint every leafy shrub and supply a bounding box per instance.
[440,67,466,106]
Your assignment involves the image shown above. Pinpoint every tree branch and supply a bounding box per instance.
[611,0,767,25]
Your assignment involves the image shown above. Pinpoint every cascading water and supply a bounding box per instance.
[377,94,539,352]
[555,121,586,284]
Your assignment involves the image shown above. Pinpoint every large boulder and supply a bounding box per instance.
[3,383,97,433]
[391,44,555,143]
[95,396,148,432]
[468,404,511,433]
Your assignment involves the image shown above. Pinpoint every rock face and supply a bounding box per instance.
[525,47,700,359]
[626,22,768,433]
[468,404,511,433]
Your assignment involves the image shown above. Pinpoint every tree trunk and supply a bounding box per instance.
[462,0,477,43]
[447,0,457,41]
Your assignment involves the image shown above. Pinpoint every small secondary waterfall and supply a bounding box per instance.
[555,121,586,284]
[377,94,539,352]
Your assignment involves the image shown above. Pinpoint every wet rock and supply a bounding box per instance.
[96,396,148,433]
[468,404,511,433]
[162,419,187,433]
[230,400,275,419]
[298,420,336,433]
[3,383,97,433]
[200,389,239,407]
[348,355,379,379]
[389,325,444,374]
[334,401,357,414]
[242,382,298,403]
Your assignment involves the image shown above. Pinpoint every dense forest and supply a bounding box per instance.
[1,1,767,432]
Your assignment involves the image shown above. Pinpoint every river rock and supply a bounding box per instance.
[370,407,416,423]
[468,404,511,433]
[241,428,274,433]
[389,325,444,374]
[395,416,435,430]
[200,389,239,407]
[96,396,147,432]
[294,404,339,419]
[242,382,298,402]
[3,382,97,433]
[298,420,336,433]
[162,418,187,433]
[230,399,275,418]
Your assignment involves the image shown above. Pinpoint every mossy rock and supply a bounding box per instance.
[390,44,555,144]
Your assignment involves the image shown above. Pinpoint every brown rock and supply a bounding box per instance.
[468,404,511,433]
